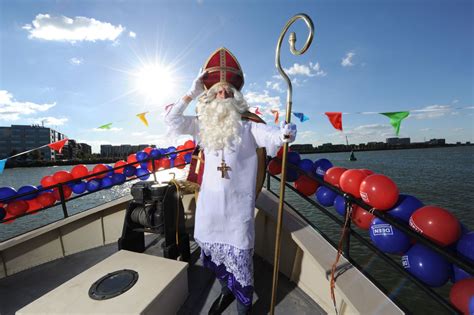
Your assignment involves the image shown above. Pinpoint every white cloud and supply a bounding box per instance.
[30,116,68,126]
[341,52,355,67]
[265,81,284,93]
[244,90,281,108]
[69,57,83,65]
[93,127,123,132]
[23,14,125,43]
[411,105,452,119]
[420,128,432,132]
[341,124,394,141]
[283,62,327,77]
[129,31,136,38]
[0,90,56,121]
[453,128,464,132]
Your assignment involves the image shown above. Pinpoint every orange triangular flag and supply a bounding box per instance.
[325,112,343,131]
[270,109,279,124]
[136,112,149,127]
[48,138,68,153]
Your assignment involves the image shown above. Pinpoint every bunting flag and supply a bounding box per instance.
[293,112,309,122]
[381,111,410,136]
[0,159,6,174]
[255,107,262,115]
[325,112,343,131]
[270,109,279,124]
[98,123,113,130]
[47,138,69,153]
[136,112,149,127]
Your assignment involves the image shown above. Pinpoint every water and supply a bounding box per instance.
[0,146,473,313]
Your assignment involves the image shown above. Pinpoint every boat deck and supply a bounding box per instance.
[0,235,325,315]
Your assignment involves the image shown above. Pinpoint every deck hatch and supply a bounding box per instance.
[88,269,139,300]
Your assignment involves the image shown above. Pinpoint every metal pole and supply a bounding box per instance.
[270,13,314,315]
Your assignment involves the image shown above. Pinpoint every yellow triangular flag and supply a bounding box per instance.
[136,112,149,127]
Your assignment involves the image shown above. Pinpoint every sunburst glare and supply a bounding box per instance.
[133,63,176,104]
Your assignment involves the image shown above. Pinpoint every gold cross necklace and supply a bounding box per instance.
[217,149,231,178]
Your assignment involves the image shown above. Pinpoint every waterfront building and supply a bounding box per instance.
[0,125,67,160]
[100,144,155,158]
[386,137,411,145]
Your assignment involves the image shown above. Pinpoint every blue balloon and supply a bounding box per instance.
[86,179,101,192]
[298,159,315,174]
[136,167,150,180]
[150,148,161,159]
[136,151,148,162]
[457,231,474,262]
[0,207,6,221]
[285,167,299,182]
[452,264,472,282]
[387,194,424,223]
[316,186,337,207]
[106,165,114,177]
[469,296,474,315]
[123,165,136,177]
[167,146,177,159]
[370,218,411,254]
[313,158,333,178]
[140,162,149,169]
[112,173,126,185]
[0,187,17,203]
[17,185,39,200]
[101,177,114,189]
[287,152,301,165]
[184,153,192,164]
[402,244,451,287]
[333,195,346,216]
[72,181,87,194]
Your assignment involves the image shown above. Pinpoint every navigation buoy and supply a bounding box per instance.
[71,165,89,179]
[387,194,424,223]
[294,175,319,196]
[324,167,347,188]
[339,169,367,198]
[409,206,461,246]
[359,174,399,210]
[315,186,337,207]
[449,278,474,314]
[370,218,411,254]
[352,206,375,230]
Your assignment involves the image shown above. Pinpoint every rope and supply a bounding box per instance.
[329,198,353,315]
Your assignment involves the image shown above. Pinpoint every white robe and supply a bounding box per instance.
[165,99,282,286]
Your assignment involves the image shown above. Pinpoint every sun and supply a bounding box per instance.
[134,63,175,104]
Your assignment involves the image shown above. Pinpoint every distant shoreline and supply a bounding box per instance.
[291,143,473,154]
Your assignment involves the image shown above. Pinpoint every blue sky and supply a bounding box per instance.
[0,0,472,153]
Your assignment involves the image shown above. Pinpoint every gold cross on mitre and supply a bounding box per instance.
[217,160,231,178]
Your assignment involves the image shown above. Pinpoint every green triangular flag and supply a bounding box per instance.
[98,123,113,130]
[381,111,410,136]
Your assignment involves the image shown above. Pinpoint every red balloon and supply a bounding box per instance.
[449,278,474,314]
[159,158,171,170]
[359,174,399,210]
[40,175,57,188]
[144,147,153,155]
[184,140,195,150]
[176,145,185,156]
[267,159,282,175]
[147,160,160,172]
[352,206,375,230]
[92,164,108,179]
[26,198,43,214]
[71,165,89,179]
[2,212,15,224]
[127,154,138,164]
[6,200,29,216]
[409,206,461,246]
[53,170,73,184]
[294,175,319,196]
[174,156,186,169]
[52,186,73,201]
[276,146,292,159]
[37,192,56,207]
[114,160,127,174]
[324,167,347,187]
[339,169,367,198]
[360,169,374,176]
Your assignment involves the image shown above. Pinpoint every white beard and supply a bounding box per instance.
[197,97,246,153]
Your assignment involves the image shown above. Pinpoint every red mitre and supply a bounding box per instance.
[202,47,244,91]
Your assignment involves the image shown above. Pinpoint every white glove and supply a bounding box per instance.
[186,68,207,100]
[279,121,297,143]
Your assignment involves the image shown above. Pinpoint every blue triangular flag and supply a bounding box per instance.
[293,112,309,122]
[0,159,6,174]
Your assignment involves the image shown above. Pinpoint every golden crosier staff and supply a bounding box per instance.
[270,13,314,315]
